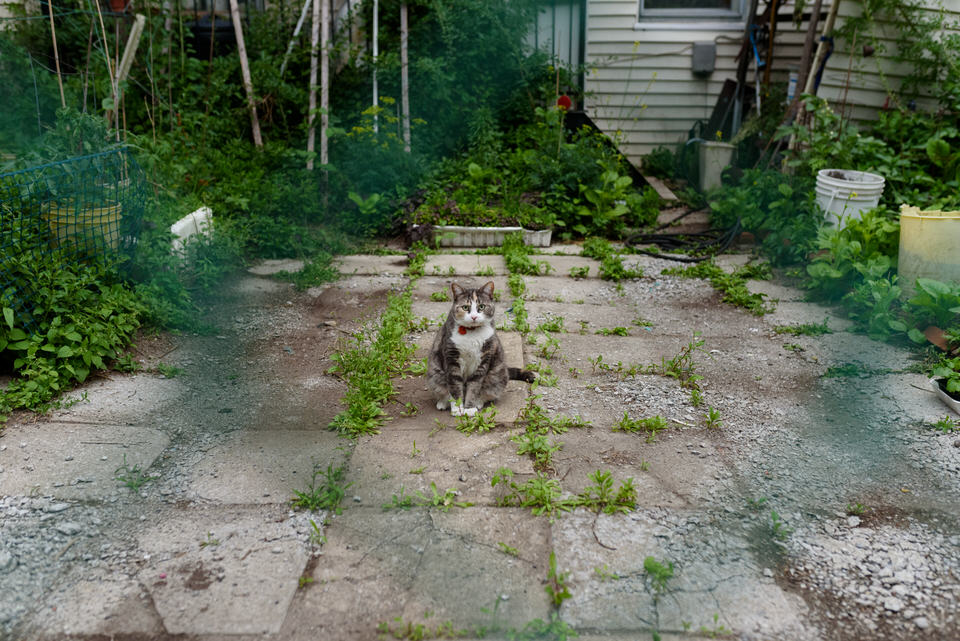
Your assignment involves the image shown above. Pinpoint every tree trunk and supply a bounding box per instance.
[229,0,264,148]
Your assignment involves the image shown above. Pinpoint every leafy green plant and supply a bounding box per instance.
[492,468,573,517]
[577,471,637,514]
[594,564,620,582]
[156,362,183,378]
[612,413,669,442]
[932,355,960,394]
[846,502,868,516]
[456,406,498,434]
[770,510,793,541]
[507,273,527,298]
[512,431,563,472]
[930,416,960,433]
[661,261,773,315]
[643,556,674,595]
[569,266,590,279]
[430,290,451,302]
[114,454,153,491]
[905,278,960,339]
[506,613,579,641]
[498,542,520,557]
[536,315,566,333]
[704,406,722,429]
[291,464,352,513]
[545,551,572,607]
[595,326,629,336]
[699,613,731,639]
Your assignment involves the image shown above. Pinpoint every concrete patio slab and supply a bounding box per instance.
[335,254,410,275]
[425,255,508,276]
[248,258,306,276]
[137,506,307,635]
[0,421,169,500]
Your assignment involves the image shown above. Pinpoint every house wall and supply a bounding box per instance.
[584,0,960,167]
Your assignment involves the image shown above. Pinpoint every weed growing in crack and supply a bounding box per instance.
[517,398,591,435]
[704,406,722,429]
[699,613,731,638]
[498,542,519,557]
[298,575,314,589]
[291,464,352,513]
[536,315,566,333]
[455,406,498,434]
[659,333,706,389]
[569,266,590,279]
[507,273,527,298]
[594,564,619,582]
[578,470,637,514]
[582,237,643,281]
[430,290,450,302]
[508,297,531,334]
[545,551,572,607]
[661,261,774,315]
[746,496,768,512]
[535,333,561,360]
[846,502,868,516]
[376,616,465,640]
[643,556,674,595]
[930,416,960,433]
[595,326,629,336]
[512,431,562,472]
[383,483,472,512]
[689,387,704,408]
[773,320,831,337]
[200,532,220,548]
[613,413,669,442]
[384,486,415,510]
[770,510,793,541]
[307,519,326,547]
[492,468,572,517]
[528,362,558,388]
[114,455,153,491]
[506,614,578,640]
[156,362,183,378]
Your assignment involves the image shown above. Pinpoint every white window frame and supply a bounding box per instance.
[637,0,746,21]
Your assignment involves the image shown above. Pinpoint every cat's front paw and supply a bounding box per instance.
[436,398,452,411]
[461,407,479,417]
[449,400,465,416]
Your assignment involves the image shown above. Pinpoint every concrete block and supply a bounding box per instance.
[170,206,212,254]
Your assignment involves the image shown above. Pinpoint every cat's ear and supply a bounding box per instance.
[480,281,495,298]
[451,282,465,298]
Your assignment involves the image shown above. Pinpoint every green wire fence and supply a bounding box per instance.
[0,148,144,332]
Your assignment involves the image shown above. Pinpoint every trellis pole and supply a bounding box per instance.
[400,2,410,152]
[91,0,119,129]
[372,0,379,133]
[306,0,320,169]
[229,0,264,147]
[280,0,313,78]
[46,0,66,108]
[320,0,329,166]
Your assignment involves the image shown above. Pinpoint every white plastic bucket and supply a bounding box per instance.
[698,141,735,192]
[815,169,885,229]
[898,205,960,298]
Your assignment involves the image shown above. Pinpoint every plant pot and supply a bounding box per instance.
[43,201,122,252]
[815,169,884,229]
[426,225,551,248]
[898,205,960,298]
[931,378,960,416]
[698,141,735,192]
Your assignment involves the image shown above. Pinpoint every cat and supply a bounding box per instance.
[427,280,536,416]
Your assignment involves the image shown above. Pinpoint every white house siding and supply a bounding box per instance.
[816,0,960,123]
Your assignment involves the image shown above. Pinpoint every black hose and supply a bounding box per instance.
[625,218,742,263]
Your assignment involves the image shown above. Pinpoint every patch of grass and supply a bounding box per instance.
[930,416,960,433]
[508,297,530,334]
[291,464,352,513]
[536,315,566,333]
[632,316,653,328]
[782,343,804,352]
[581,237,643,281]
[376,616,466,640]
[506,614,579,641]
[156,362,183,378]
[643,556,674,595]
[383,483,472,512]
[475,265,496,277]
[492,468,573,517]
[517,398,591,434]
[700,613,731,639]
[512,431,563,472]
[577,470,637,514]
[274,254,340,290]
[114,454,153,491]
[595,326,629,336]
[846,502,867,516]
[569,266,590,279]
[384,486,416,510]
[507,273,527,298]
[661,261,774,315]
[502,232,551,276]
[430,290,450,302]
[613,413,669,442]
[773,320,831,337]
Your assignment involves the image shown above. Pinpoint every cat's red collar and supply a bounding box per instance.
[458,325,479,335]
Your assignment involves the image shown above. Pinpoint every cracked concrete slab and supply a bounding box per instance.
[248,258,306,276]
[529,255,600,278]
[425,255,507,276]
[526,301,642,332]
[335,254,410,275]
[0,421,169,500]
[49,373,180,424]
[413,275,513,302]
[137,507,307,635]
[187,429,347,504]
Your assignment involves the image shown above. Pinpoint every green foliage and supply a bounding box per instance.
[704,406,722,429]
[506,614,579,641]
[612,413,669,442]
[502,232,551,275]
[507,273,527,298]
[0,258,142,415]
[492,468,571,517]
[930,415,960,433]
[512,430,563,472]
[641,146,676,179]
[595,326,629,336]
[932,355,960,394]
[707,169,820,266]
[581,237,643,281]
[770,510,793,541]
[577,470,637,514]
[291,464,352,513]
[114,454,153,492]
[545,551,572,607]
[643,557,674,595]
[773,321,832,337]
[456,406,498,434]
[906,278,960,333]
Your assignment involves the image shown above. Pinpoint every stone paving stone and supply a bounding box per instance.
[747,278,808,302]
[247,258,305,276]
[346,416,534,508]
[335,254,410,275]
[531,255,601,278]
[713,253,755,272]
[525,301,642,332]
[760,301,853,331]
[187,429,347,504]
[27,573,164,638]
[425,255,508,276]
[137,506,307,635]
[284,507,551,637]
[50,373,179,424]
[0,421,169,500]
[412,275,512,302]
[517,275,624,305]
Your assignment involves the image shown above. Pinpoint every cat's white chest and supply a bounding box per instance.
[451,324,494,378]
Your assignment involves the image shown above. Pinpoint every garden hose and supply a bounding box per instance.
[625,216,742,263]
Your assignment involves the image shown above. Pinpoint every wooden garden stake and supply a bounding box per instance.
[92,0,119,128]
[372,0,379,133]
[400,2,410,152]
[280,0,313,78]
[116,14,147,98]
[306,0,320,170]
[229,0,264,147]
[320,0,329,166]
[46,0,66,109]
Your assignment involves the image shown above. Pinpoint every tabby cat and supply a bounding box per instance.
[427,281,536,416]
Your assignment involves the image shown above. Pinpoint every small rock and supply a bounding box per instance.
[914,616,930,629]
[353,496,362,503]
[847,516,862,527]
[44,503,70,514]
[883,596,904,612]
[56,522,82,536]
[763,568,774,578]
[271,547,283,554]
[64,456,74,462]
[0,550,17,573]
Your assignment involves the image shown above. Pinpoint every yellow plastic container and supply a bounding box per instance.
[43,201,122,252]
[898,205,960,298]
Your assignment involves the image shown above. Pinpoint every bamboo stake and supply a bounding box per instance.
[372,0,378,134]
[82,18,95,114]
[400,2,410,152]
[92,0,119,128]
[803,0,841,95]
[306,0,320,169]
[46,0,66,108]
[229,0,264,147]
[320,0,329,166]
[280,0,313,78]
[116,14,147,95]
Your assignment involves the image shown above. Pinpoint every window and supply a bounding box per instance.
[639,0,745,20]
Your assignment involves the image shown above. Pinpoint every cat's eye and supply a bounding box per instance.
[461,305,470,311]
[477,304,485,311]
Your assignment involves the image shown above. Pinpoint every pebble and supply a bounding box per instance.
[883,596,904,612]
[55,522,82,536]
[271,547,283,554]
[0,550,17,573]
[847,516,861,527]
[43,503,69,514]
[915,616,930,629]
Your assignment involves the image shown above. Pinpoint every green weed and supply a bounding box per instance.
[498,542,519,557]
[545,551,572,607]
[930,415,960,433]
[569,266,590,279]
[704,406,722,429]
[773,321,831,337]
[577,470,637,514]
[594,564,619,582]
[613,413,669,442]
[595,326,629,336]
[846,502,867,516]
[114,454,153,492]
[291,464,352,513]
[456,406,498,434]
[661,261,774,315]
[643,556,674,595]
[156,362,183,378]
[512,431,562,472]
[770,510,793,541]
[430,291,450,302]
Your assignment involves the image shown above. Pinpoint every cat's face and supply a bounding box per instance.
[450,281,496,328]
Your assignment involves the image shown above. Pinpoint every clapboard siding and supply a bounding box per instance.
[584,0,959,166]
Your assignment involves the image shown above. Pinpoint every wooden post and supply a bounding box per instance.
[803,0,842,95]
[92,0,119,128]
[280,0,313,78]
[46,0,66,109]
[306,0,320,169]
[229,0,264,147]
[320,0,329,166]
[372,0,379,133]
[400,2,410,152]
[116,14,146,95]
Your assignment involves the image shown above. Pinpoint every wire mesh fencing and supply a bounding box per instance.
[0,148,145,332]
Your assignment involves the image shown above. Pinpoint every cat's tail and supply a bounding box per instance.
[508,367,538,384]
